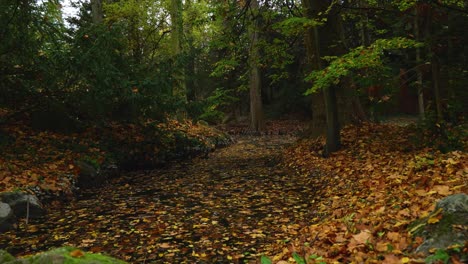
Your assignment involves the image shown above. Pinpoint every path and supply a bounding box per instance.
[1,135,319,263]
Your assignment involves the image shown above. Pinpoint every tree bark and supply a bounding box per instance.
[90,0,103,24]
[431,53,443,122]
[414,8,425,120]
[303,0,340,155]
[248,0,265,132]
[169,0,187,102]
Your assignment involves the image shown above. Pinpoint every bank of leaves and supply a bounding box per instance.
[273,123,466,263]
[0,111,230,199]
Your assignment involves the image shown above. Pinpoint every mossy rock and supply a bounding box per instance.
[3,247,127,264]
[409,193,467,261]
[0,250,16,262]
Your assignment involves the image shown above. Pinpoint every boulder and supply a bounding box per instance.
[0,202,16,231]
[411,193,468,256]
[75,160,107,188]
[0,192,45,218]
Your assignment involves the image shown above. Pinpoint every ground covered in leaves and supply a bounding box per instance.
[276,123,467,263]
[0,115,229,199]
[1,119,466,263]
[1,134,314,263]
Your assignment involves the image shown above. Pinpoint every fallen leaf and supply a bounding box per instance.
[432,185,452,195]
[70,249,84,258]
[352,230,372,244]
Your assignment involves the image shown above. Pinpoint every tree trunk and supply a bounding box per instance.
[414,8,425,120]
[248,0,265,132]
[303,0,340,155]
[431,53,443,122]
[90,0,103,24]
[169,0,186,102]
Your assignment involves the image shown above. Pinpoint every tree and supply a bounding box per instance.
[303,0,340,155]
[169,0,187,102]
[248,0,265,132]
[90,0,103,24]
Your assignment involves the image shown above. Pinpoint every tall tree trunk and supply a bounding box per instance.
[185,0,196,101]
[169,0,186,102]
[90,0,103,24]
[303,0,340,155]
[248,0,264,132]
[431,54,443,122]
[414,8,425,120]
[424,7,443,123]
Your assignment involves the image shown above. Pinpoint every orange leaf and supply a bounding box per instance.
[376,242,390,252]
[70,249,84,258]
[382,254,400,264]
[352,230,372,244]
[387,232,400,242]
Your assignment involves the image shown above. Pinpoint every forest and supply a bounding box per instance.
[0,0,467,263]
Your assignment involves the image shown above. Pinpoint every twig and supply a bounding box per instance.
[26,196,30,226]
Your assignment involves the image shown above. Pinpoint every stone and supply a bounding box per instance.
[0,192,45,218]
[0,202,16,231]
[412,193,468,256]
[75,160,107,188]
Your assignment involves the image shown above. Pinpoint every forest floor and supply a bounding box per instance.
[1,119,466,263]
[1,132,311,263]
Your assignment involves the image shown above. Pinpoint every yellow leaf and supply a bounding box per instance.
[432,185,452,195]
[401,257,410,263]
[427,217,440,224]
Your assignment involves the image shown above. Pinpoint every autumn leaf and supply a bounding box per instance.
[70,249,85,258]
[432,185,452,195]
[352,230,372,245]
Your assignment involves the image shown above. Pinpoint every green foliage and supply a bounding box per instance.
[292,252,306,264]
[260,255,273,264]
[425,248,450,264]
[413,115,467,152]
[0,0,65,109]
[193,88,238,124]
[273,17,323,37]
[412,154,435,171]
[305,37,423,95]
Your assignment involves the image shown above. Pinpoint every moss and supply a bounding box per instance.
[6,247,127,264]
[0,250,16,262]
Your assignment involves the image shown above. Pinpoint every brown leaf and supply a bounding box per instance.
[352,230,372,244]
[70,249,84,258]
[432,185,452,195]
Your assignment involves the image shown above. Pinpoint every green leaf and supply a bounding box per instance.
[292,252,306,264]
[260,255,273,264]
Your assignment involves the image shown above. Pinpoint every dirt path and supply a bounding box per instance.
[2,135,319,263]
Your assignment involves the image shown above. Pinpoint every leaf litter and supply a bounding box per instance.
[1,120,466,263]
[1,133,318,263]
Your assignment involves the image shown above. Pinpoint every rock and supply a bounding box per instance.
[0,192,45,218]
[75,160,107,188]
[100,162,119,179]
[412,193,468,255]
[0,202,16,231]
